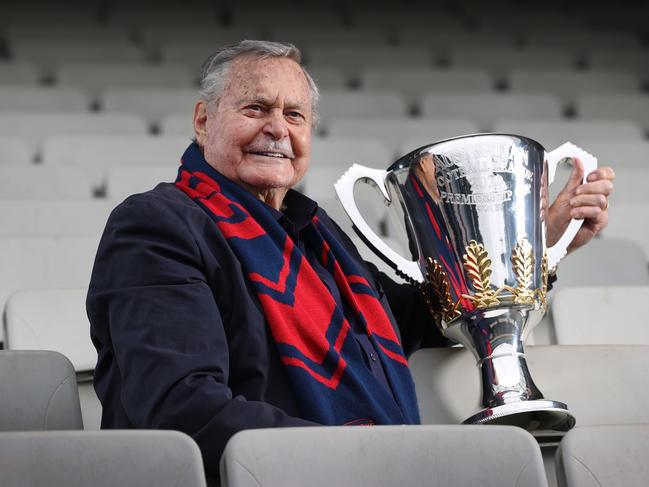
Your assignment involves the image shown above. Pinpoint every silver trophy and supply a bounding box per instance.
[334,133,597,431]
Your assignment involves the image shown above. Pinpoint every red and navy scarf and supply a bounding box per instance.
[175,143,419,425]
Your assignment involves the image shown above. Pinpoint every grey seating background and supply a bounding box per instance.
[555,424,649,487]
[0,350,82,431]
[0,430,207,487]
[220,425,549,487]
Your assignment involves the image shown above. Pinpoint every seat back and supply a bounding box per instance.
[220,425,548,487]
[0,350,82,431]
[556,424,649,487]
[0,430,207,487]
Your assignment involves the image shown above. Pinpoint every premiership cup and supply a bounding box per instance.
[334,133,597,431]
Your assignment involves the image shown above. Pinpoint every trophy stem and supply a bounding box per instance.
[445,307,575,431]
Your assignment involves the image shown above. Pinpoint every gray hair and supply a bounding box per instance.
[199,39,320,125]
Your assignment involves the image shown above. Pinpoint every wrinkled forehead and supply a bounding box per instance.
[224,55,312,107]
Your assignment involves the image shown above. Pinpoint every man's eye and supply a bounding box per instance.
[286,111,305,121]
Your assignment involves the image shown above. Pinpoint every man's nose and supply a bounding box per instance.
[263,110,289,140]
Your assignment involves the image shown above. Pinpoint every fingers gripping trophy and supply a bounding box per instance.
[334,134,597,431]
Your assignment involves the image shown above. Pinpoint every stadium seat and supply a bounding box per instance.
[0,350,82,431]
[0,430,207,487]
[106,166,175,201]
[0,235,100,344]
[56,63,195,99]
[316,90,408,130]
[8,40,145,78]
[575,140,649,169]
[159,113,193,137]
[508,69,640,109]
[5,24,131,44]
[587,48,649,85]
[310,135,393,171]
[4,288,101,430]
[0,200,113,237]
[552,285,649,345]
[307,46,432,80]
[220,425,548,487]
[409,344,649,427]
[304,66,349,90]
[602,203,649,261]
[269,26,390,49]
[0,112,149,153]
[327,118,480,160]
[576,93,649,134]
[100,88,197,128]
[0,86,89,112]
[555,424,649,487]
[421,92,563,132]
[160,42,225,72]
[0,61,40,85]
[0,135,34,164]
[0,166,94,199]
[491,119,645,149]
[360,67,495,108]
[41,134,187,189]
[450,47,575,82]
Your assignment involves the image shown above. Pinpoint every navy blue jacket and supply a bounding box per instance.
[86,182,445,484]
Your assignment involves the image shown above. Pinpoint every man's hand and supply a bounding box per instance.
[546,159,615,254]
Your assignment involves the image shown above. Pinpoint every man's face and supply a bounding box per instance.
[194,56,313,201]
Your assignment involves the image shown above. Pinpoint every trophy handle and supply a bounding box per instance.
[334,164,424,283]
[545,142,598,269]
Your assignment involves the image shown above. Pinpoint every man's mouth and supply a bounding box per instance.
[248,150,293,160]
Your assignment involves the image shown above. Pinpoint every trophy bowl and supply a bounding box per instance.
[335,133,598,431]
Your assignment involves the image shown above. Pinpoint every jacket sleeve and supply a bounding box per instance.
[86,194,316,480]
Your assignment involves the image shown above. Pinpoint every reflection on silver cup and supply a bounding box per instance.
[335,133,598,431]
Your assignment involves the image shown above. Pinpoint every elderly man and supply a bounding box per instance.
[87,40,614,485]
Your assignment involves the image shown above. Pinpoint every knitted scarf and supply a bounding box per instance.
[175,143,419,425]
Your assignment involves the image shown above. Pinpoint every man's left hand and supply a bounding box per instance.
[546,159,616,254]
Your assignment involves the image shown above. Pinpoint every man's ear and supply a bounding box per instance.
[193,100,208,147]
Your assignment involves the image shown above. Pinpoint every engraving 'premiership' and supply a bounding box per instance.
[335,133,597,431]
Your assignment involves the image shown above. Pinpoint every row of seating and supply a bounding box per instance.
[2,344,648,486]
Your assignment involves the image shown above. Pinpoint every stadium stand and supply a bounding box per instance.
[1,0,648,484]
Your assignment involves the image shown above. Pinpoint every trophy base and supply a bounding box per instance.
[462,400,576,431]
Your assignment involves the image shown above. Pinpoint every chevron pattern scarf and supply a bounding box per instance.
[175,143,419,425]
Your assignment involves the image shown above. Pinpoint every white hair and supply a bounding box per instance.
[199,39,319,124]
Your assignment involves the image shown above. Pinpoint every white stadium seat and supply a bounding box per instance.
[552,285,649,345]
[220,425,548,487]
[602,203,649,259]
[160,42,224,71]
[450,46,575,81]
[0,135,35,164]
[5,288,101,429]
[316,90,408,129]
[577,93,649,134]
[56,63,195,98]
[0,350,83,431]
[587,48,649,84]
[307,46,432,79]
[491,119,645,149]
[0,61,40,85]
[9,40,145,77]
[41,134,188,189]
[0,112,149,153]
[106,166,176,202]
[310,135,393,171]
[0,235,101,344]
[421,92,563,132]
[0,87,90,111]
[360,67,495,107]
[0,199,114,237]
[556,425,649,487]
[100,88,197,127]
[576,139,649,169]
[0,166,94,199]
[159,114,193,137]
[328,118,480,159]
[5,24,131,43]
[508,69,641,108]
[0,430,207,487]
[304,66,349,90]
